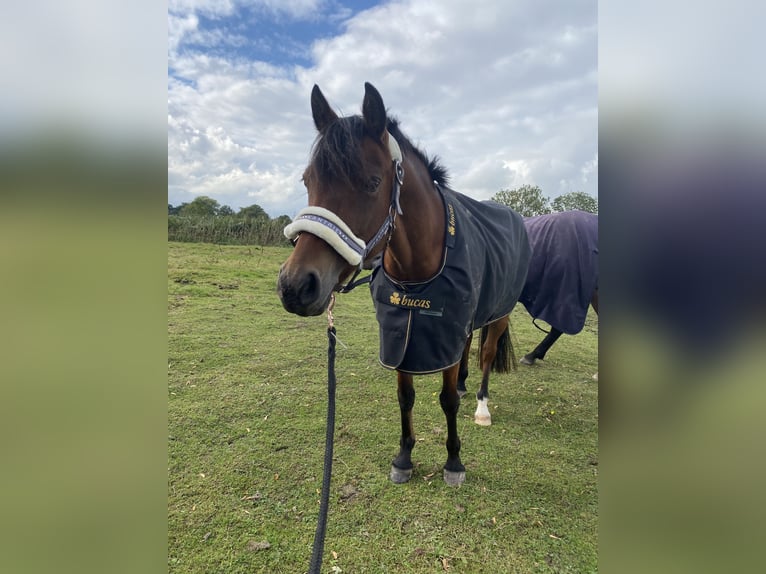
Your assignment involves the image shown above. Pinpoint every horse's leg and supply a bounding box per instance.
[474,317,509,426]
[456,332,472,398]
[440,363,465,486]
[390,370,416,484]
[591,288,599,314]
[520,328,563,365]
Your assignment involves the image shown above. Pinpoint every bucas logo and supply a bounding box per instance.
[389,291,431,309]
[447,204,456,236]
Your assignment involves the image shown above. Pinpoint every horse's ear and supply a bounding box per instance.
[311,84,338,132]
[362,82,387,141]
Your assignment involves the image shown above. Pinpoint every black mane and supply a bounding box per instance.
[388,117,450,186]
[311,114,450,188]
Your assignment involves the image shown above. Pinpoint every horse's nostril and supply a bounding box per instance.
[301,270,319,302]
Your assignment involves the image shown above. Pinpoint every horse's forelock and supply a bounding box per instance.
[310,116,367,188]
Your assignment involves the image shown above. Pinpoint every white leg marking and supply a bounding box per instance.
[474,397,491,426]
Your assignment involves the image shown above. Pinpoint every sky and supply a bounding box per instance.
[168,0,597,218]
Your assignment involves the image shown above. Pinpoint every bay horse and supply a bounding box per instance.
[277,82,530,486]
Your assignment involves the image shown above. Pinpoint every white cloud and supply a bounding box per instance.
[168,13,199,54]
[168,0,598,216]
[581,152,598,185]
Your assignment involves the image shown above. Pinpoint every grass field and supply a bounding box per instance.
[168,241,598,573]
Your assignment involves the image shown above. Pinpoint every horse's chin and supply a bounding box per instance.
[299,294,333,317]
[279,293,332,317]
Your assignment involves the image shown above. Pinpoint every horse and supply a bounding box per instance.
[457,210,598,398]
[517,210,598,366]
[277,82,530,486]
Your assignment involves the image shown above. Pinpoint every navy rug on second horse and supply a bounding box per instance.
[519,210,598,336]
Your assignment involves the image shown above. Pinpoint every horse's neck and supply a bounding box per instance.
[383,161,445,282]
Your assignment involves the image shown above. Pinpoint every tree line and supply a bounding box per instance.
[168,187,597,246]
[168,196,292,246]
[490,186,598,217]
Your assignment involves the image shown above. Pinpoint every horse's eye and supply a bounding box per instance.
[367,176,382,193]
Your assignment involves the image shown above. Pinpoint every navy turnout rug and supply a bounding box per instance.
[519,210,598,335]
[370,185,531,374]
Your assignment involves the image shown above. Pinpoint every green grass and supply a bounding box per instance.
[168,241,598,573]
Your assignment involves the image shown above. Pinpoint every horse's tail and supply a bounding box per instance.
[478,319,518,373]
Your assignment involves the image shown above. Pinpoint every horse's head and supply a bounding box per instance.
[277,82,403,316]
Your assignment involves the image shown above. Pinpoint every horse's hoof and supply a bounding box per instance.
[474,397,491,426]
[474,414,492,426]
[390,465,413,484]
[520,356,535,366]
[457,388,467,398]
[443,469,465,487]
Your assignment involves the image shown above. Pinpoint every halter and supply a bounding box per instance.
[283,131,404,292]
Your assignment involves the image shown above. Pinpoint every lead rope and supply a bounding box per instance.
[308,294,337,574]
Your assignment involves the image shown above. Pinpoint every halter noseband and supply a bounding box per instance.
[283,131,404,292]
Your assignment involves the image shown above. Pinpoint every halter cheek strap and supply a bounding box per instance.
[283,131,405,288]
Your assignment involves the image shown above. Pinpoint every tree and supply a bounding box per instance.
[168,203,186,215]
[551,191,598,214]
[179,196,221,217]
[218,205,235,216]
[238,204,269,221]
[272,215,292,228]
[491,184,551,217]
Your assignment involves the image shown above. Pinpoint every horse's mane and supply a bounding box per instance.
[311,114,449,189]
[388,117,450,186]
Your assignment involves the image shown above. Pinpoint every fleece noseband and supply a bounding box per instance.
[283,131,404,289]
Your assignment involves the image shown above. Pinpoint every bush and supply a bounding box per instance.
[167,215,291,246]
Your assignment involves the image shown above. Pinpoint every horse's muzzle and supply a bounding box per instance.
[277,265,331,317]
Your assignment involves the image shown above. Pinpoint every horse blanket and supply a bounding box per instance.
[518,210,598,335]
[370,185,531,374]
